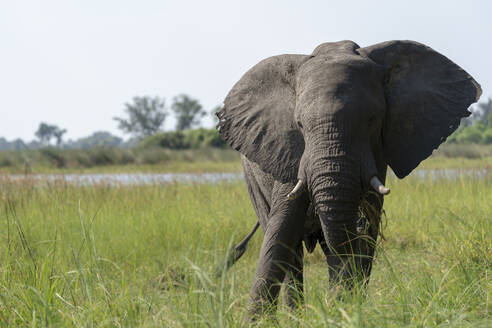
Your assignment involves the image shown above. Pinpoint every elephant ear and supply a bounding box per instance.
[358,41,482,178]
[217,55,309,183]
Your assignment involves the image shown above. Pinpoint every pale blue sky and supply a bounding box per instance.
[1,0,490,141]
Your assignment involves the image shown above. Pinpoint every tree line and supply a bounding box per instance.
[0,94,223,151]
[1,95,491,152]
[113,94,220,138]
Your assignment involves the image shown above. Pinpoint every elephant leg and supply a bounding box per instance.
[282,240,304,309]
[245,181,308,320]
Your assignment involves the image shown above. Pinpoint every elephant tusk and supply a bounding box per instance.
[287,180,304,200]
[370,176,390,195]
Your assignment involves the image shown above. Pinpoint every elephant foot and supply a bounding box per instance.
[242,286,279,325]
[283,282,304,310]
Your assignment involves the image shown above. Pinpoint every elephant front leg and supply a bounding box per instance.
[245,182,308,320]
[282,240,304,309]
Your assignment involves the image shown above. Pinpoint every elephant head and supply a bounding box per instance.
[217,40,481,281]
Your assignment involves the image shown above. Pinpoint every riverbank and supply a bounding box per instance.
[1,144,492,174]
[0,148,241,174]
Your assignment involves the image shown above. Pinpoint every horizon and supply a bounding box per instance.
[1,0,490,141]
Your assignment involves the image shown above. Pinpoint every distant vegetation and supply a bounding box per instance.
[0,93,221,151]
[1,95,491,173]
[139,128,226,150]
[171,94,207,131]
[113,96,168,138]
[0,131,132,151]
[35,122,67,146]
[448,97,492,144]
[0,136,236,173]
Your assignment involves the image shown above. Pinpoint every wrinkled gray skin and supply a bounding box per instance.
[217,40,481,319]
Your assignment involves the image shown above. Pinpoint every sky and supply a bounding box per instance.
[1,0,490,141]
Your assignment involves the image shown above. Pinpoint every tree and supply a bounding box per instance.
[53,128,67,146]
[171,94,206,130]
[35,122,66,146]
[114,96,168,138]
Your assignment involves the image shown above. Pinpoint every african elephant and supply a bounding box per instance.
[216,40,481,318]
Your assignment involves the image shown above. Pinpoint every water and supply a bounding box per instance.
[4,168,491,186]
[6,172,244,186]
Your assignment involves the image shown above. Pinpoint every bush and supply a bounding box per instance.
[449,122,492,145]
[482,129,492,144]
[138,129,227,150]
[39,148,67,168]
[0,156,14,167]
[140,131,189,149]
[186,128,226,148]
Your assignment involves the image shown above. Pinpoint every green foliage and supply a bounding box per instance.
[449,98,492,144]
[186,128,226,148]
[171,94,206,130]
[35,122,67,146]
[0,175,489,326]
[140,131,189,149]
[39,147,67,168]
[481,129,492,144]
[0,147,240,172]
[138,128,226,150]
[114,96,168,137]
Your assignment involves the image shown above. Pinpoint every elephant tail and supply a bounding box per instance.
[215,222,260,278]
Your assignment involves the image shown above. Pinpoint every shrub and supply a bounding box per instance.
[39,148,67,168]
[186,128,226,148]
[138,129,227,150]
[0,156,14,167]
[140,131,189,149]
[456,125,483,144]
[482,129,492,144]
[450,122,492,145]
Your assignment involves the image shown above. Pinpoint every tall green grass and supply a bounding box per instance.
[0,175,490,327]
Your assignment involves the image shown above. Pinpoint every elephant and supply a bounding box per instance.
[216,40,481,318]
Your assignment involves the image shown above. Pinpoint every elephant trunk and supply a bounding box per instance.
[305,127,365,284]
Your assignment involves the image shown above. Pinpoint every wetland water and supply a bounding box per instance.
[4,168,492,186]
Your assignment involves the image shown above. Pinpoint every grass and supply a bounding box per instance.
[420,144,492,169]
[0,173,490,327]
[420,156,492,169]
[0,147,241,174]
[17,161,243,174]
